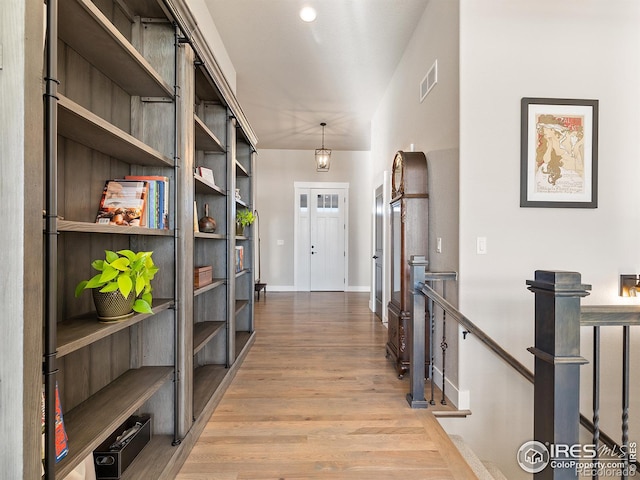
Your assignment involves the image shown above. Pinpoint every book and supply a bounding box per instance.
[194,201,199,233]
[125,175,169,229]
[196,166,215,186]
[235,246,244,273]
[95,180,147,227]
[41,382,69,465]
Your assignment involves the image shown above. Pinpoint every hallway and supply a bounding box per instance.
[176,292,477,479]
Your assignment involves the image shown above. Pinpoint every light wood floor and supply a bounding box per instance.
[176,292,477,479]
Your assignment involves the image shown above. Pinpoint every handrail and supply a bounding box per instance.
[581,305,640,326]
[413,270,640,471]
[420,282,534,384]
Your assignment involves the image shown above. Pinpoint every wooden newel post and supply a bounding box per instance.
[526,271,591,479]
[407,255,429,408]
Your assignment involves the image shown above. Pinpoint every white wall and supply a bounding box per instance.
[446,1,640,478]
[371,0,460,321]
[255,149,372,290]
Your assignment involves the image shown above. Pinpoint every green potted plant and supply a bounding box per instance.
[75,249,158,320]
[236,208,256,236]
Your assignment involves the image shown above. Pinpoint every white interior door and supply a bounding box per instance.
[310,189,345,291]
[294,184,347,291]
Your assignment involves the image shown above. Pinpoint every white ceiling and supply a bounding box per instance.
[203,0,430,151]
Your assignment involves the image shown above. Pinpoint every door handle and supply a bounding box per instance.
[372,255,379,259]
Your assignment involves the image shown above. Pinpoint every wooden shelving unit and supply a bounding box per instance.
[56,367,173,479]
[41,0,258,478]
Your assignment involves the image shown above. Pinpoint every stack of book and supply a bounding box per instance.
[95,177,169,229]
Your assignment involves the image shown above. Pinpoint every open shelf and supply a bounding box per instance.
[120,434,176,480]
[193,321,226,355]
[195,173,225,196]
[235,161,249,177]
[195,66,224,103]
[235,198,248,208]
[55,366,173,479]
[58,220,173,236]
[194,115,225,152]
[235,300,249,315]
[193,364,228,419]
[235,269,250,279]
[58,0,172,97]
[194,279,226,296]
[58,94,174,167]
[194,232,226,240]
[235,331,252,358]
[57,299,173,358]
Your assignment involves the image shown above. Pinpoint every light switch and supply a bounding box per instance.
[476,237,487,255]
[436,237,442,253]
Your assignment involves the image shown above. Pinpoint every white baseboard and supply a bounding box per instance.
[264,285,371,293]
[264,285,297,292]
[430,365,467,409]
[345,286,370,292]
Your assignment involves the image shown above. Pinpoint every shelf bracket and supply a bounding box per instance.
[140,96,173,103]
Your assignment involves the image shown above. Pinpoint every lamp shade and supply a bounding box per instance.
[315,148,331,171]
[316,122,331,172]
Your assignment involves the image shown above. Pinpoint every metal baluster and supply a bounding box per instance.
[428,294,435,405]
[622,325,630,480]
[593,326,600,480]
[440,282,447,405]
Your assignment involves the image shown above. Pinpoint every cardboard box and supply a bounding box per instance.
[194,265,213,288]
[93,415,151,479]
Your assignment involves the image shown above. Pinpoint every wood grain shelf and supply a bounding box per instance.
[58,220,174,236]
[193,321,226,355]
[58,94,174,167]
[235,331,252,357]
[235,300,249,315]
[193,364,228,420]
[235,161,249,177]
[235,269,249,278]
[194,115,225,152]
[58,0,172,97]
[194,279,226,297]
[194,231,226,240]
[194,173,225,196]
[57,299,173,358]
[55,366,173,479]
[120,435,177,480]
[195,66,224,103]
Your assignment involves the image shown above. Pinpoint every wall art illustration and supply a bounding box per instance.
[520,97,598,208]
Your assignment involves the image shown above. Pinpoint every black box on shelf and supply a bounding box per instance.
[93,414,151,479]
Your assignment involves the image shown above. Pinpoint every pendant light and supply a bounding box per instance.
[315,122,331,172]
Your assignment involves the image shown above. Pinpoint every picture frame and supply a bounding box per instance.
[520,97,598,208]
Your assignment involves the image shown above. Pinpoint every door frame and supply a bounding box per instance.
[294,181,349,291]
[372,184,384,320]
[370,172,389,323]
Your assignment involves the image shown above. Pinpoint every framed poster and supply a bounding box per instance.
[520,97,598,208]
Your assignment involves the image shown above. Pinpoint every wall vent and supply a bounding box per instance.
[420,60,438,103]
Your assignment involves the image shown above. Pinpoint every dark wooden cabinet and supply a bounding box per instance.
[386,151,429,378]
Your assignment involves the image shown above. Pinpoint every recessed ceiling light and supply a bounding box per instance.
[300,6,317,22]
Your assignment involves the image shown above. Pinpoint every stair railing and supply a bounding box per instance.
[408,262,639,479]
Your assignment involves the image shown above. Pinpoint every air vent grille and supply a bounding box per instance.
[420,60,438,103]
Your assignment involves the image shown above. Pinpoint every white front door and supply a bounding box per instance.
[310,189,345,291]
[294,183,348,291]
